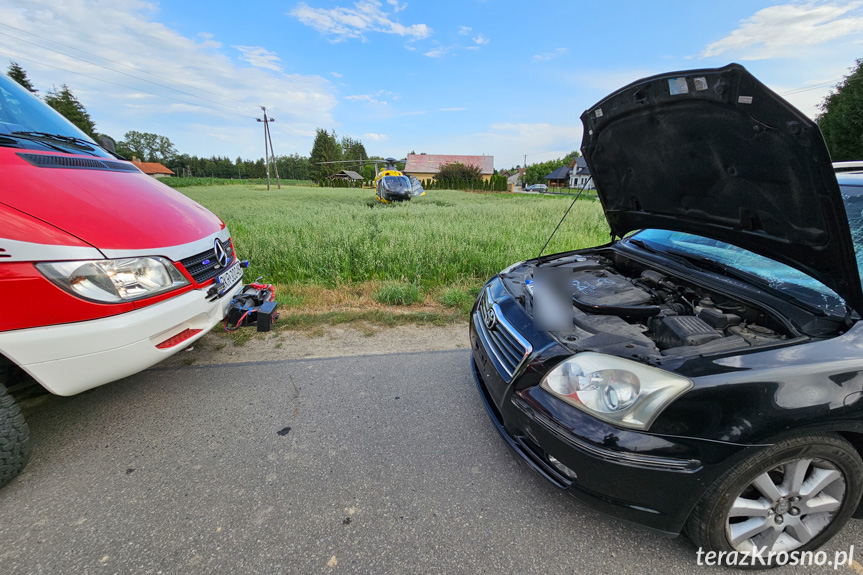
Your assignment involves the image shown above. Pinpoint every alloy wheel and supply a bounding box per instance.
[725,457,846,553]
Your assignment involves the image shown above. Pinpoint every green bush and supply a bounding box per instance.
[439,286,480,314]
[374,282,424,305]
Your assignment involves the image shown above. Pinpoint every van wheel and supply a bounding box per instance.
[0,383,30,488]
[685,434,863,568]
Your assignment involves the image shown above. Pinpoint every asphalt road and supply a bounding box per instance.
[1,350,861,575]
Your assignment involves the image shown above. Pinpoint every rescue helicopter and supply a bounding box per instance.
[316,157,425,204]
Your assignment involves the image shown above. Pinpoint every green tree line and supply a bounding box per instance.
[522,151,580,186]
[818,58,863,161]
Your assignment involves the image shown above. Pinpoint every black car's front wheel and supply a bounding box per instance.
[686,434,863,568]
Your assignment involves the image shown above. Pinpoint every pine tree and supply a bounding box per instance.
[7,62,37,93]
[309,129,342,182]
[44,84,96,138]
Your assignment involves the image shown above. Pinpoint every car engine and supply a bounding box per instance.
[504,252,792,360]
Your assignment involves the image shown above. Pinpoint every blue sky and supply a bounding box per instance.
[2,0,863,168]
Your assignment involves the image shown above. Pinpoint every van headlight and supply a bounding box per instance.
[540,352,692,430]
[37,257,188,303]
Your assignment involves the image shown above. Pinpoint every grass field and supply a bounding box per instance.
[179,184,608,325]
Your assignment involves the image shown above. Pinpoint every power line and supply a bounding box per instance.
[0,49,255,120]
[0,22,250,107]
[0,30,250,115]
[779,73,863,97]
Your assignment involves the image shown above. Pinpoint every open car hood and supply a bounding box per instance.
[580,63,863,313]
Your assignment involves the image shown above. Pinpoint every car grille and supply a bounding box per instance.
[180,241,234,284]
[474,288,532,382]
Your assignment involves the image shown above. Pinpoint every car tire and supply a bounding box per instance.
[0,383,31,489]
[685,433,863,568]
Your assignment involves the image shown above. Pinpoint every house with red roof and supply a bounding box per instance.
[131,158,175,179]
[404,154,494,182]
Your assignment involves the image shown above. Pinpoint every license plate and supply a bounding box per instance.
[214,262,243,296]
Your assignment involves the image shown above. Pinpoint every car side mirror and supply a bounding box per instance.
[98,135,116,153]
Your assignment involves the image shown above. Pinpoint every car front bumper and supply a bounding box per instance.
[0,281,244,395]
[469,294,747,536]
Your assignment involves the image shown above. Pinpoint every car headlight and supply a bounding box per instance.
[37,257,188,303]
[540,352,692,430]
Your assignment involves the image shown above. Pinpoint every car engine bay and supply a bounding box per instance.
[500,250,806,361]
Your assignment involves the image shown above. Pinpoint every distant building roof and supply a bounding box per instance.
[574,156,590,175]
[132,159,174,175]
[332,170,363,180]
[545,165,571,181]
[404,154,494,175]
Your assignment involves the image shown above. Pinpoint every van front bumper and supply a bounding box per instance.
[0,282,243,395]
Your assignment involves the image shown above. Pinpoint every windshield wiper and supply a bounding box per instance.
[671,250,831,316]
[626,238,660,254]
[625,238,832,317]
[11,131,97,152]
[0,132,72,153]
[629,238,785,288]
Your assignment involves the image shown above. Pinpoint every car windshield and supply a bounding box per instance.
[0,73,108,156]
[841,179,863,284]
[629,183,863,314]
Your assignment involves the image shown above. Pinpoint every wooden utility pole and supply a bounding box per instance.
[256,106,281,190]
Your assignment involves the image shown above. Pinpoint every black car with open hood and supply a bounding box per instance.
[469,64,863,567]
[580,63,862,313]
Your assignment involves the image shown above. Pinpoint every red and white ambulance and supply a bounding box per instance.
[0,73,244,486]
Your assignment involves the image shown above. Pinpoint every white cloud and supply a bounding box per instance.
[473,34,489,45]
[331,71,343,77]
[233,45,283,72]
[386,0,407,13]
[344,89,395,105]
[423,47,448,58]
[404,44,416,51]
[702,1,863,60]
[533,48,567,61]
[345,94,388,105]
[0,0,337,159]
[440,107,465,111]
[290,0,431,42]
[363,132,388,141]
[458,25,472,35]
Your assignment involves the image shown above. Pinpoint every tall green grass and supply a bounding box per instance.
[179,185,609,288]
[163,177,315,189]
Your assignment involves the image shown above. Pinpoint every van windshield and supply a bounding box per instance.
[0,73,111,158]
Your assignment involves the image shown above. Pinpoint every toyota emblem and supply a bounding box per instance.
[214,238,229,268]
[484,307,497,330]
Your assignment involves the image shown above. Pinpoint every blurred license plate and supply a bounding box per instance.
[215,262,243,296]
